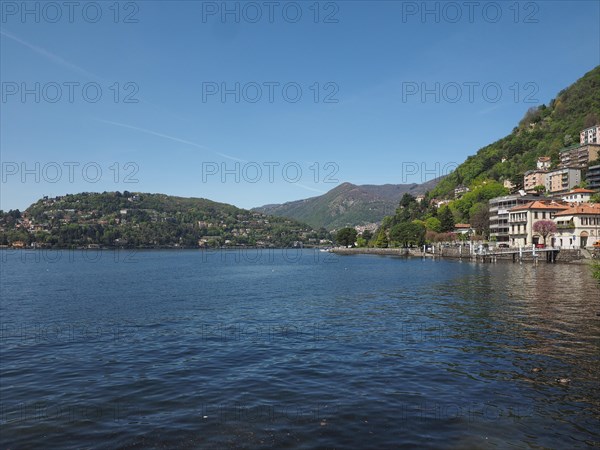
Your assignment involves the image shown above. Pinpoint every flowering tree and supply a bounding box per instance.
[533,220,557,246]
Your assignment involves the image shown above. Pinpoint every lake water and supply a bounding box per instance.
[1,249,599,448]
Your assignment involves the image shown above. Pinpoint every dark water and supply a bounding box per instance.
[1,249,599,449]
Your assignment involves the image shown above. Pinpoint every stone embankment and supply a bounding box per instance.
[330,247,589,263]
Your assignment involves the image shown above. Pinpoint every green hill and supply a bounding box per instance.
[1,192,325,248]
[431,65,600,198]
[253,178,441,230]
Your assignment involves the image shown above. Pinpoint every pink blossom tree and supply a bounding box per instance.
[533,220,557,246]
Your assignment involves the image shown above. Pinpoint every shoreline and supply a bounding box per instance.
[1,246,594,265]
[330,246,593,264]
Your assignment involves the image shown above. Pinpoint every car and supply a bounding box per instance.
[593,241,600,248]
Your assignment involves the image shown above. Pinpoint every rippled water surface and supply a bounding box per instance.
[1,250,599,448]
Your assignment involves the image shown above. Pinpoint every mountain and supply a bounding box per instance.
[1,192,327,248]
[255,66,600,231]
[253,178,441,230]
[431,65,600,198]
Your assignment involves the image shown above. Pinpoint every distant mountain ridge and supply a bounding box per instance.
[253,178,441,230]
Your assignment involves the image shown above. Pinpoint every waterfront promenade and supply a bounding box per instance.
[330,246,592,264]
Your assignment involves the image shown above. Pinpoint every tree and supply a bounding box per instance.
[374,228,388,248]
[362,230,373,241]
[469,203,489,237]
[335,227,357,247]
[532,220,557,246]
[389,222,426,248]
[394,193,424,223]
[399,193,415,209]
[583,112,599,129]
[533,185,546,194]
[424,217,441,232]
[438,206,455,232]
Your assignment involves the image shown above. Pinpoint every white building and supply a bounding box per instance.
[508,200,568,247]
[561,188,596,204]
[536,156,551,170]
[553,203,600,248]
[580,124,600,145]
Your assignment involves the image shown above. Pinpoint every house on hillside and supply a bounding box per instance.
[454,185,470,198]
[537,156,551,170]
[561,188,596,204]
[454,224,473,235]
[546,168,582,195]
[523,169,547,193]
[580,124,600,145]
[558,144,600,169]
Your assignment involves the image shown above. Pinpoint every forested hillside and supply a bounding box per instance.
[1,192,326,248]
[431,65,600,198]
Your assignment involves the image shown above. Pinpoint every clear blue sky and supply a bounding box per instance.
[1,1,599,211]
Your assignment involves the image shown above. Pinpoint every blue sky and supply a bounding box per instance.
[1,1,599,211]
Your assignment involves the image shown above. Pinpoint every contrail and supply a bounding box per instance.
[0,29,103,81]
[98,120,328,194]
[295,184,326,194]
[97,119,247,162]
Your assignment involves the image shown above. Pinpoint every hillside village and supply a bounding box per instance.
[487,124,599,250]
[0,192,327,249]
[339,124,600,255]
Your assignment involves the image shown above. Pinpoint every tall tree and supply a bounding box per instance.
[374,228,388,248]
[439,206,455,232]
[469,203,489,237]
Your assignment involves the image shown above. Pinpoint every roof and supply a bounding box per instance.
[510,201,569,212]
[559,144,584,152]
[454,223,472,228]
[563,188,596,195]
[538,156,551,161]
[555,203,600,217]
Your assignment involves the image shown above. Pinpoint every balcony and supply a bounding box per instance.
[556,221,575,230]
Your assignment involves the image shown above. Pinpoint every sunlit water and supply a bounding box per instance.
[1,249,599,448]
